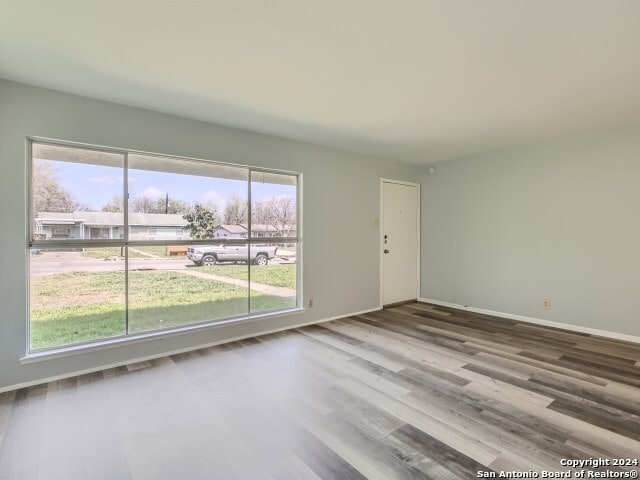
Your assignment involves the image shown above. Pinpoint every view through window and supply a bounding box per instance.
[28,141,300,351]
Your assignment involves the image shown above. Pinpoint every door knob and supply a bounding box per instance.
[384,249,390,254]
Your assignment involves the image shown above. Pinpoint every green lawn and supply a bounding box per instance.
[130,245,190,258]
[132,245,170,257]
[30,270,295,350]
[195,264,296,289]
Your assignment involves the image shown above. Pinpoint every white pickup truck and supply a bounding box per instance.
[187,244,278,266]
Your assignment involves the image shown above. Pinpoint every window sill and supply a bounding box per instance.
[20,307,305,365]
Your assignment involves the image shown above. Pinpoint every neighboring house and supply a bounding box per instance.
[213,224,248,239]
[34,212,188,241]
[250,223,297,237]
[213,223,297,239]
[34,214,297,241]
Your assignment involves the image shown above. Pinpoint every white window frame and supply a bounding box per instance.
[26,137,303,356]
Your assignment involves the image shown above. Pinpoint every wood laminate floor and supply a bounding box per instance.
[1,302,639,479]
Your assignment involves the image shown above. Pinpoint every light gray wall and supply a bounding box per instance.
[421,124,640,337]
[0,79,420,390]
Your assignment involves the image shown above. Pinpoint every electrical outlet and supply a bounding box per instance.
[542,299,551,310]
[308,298,314,308]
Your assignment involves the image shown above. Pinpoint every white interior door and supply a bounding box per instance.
[382,180,419,305]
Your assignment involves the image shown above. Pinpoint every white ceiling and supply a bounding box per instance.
[2,1,640,164]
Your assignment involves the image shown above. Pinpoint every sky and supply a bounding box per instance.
[49,161,295,211]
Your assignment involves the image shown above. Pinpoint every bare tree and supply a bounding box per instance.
[251,200,267,226]
[129,196,190,214]
[164,197,190,215]
[32,160,80,213]
[223,194,248,224]
[129,196,156,213]
[253,195,296,236]
[102,194,123,212]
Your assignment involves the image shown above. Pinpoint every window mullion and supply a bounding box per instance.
[124,152,130,336]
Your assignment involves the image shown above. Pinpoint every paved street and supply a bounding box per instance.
[30,251,296,276]
[30,251,188,276]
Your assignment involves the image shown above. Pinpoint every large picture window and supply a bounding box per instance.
[28,140,300,352]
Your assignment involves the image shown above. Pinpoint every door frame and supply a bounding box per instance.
[379,178,421,308]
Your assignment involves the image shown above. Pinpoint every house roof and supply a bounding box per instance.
[217,223,296,233]
[216,224,248,234]
[35,214,296,231]
[250,224,286,233]
[36,212,188,227]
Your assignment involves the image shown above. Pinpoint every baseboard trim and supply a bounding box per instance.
[0,306,381,394]
[419,298,640,344]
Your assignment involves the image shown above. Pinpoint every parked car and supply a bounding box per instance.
[187,244,278,266]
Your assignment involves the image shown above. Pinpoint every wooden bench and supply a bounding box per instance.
[166,245,188,256]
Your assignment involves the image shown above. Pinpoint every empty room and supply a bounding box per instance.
[1,1,639,479]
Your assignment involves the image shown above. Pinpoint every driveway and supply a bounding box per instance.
[177,269,296,298]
